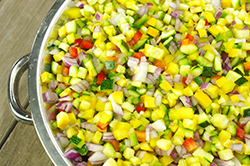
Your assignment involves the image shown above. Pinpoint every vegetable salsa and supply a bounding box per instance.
[41,0,250,165]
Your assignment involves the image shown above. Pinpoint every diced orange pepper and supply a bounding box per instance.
[107,56,119,63]
[183,138,198,152]
[109,141,120,152]
[154,59,166,70]
[244,62,250,71]
[182,38,189,45]
[136,130,146,142]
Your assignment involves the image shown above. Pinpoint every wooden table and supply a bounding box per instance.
[0,0,56,165]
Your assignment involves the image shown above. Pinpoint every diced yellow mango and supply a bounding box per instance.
[146,16,157,27]
[57,112,70,130]
[144,95,156,108]
[95,100,105,112]
[147,26,159,37]
[66,126,78,138]
[216,76,227,87]
[159,156,174,166]
[159,81,173,92]
[194,91,212,108]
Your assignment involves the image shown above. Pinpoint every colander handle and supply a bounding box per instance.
[7,53,33,125]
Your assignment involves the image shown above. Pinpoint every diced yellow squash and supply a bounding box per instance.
[130,119,142,128]
[113,129,129,140]
[95,100,105,112]
[140,142,154,152]
[79,100,91,111]
[221,80,235,94]
[146,16,157,26]
[91,130,103,144]
[169,107,194,120]
[144,95,156,108]
[147,27,159,37]
[211,114,229,129]
[194,91,212,108]
[218,130,231,146]
[66,126,78,138]
[41,72,54,83]
[112,91,124,105]
[123,147,135,159]
[68,112,77,125]
[156,139,172,151]
[57,112,70,129]
[218,149,234,160]
[159,81,173,92]
[216,76,227,87]
[159,156,174,166]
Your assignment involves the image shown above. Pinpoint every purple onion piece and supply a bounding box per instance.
[64,147,82,162]
[42,90,58,103]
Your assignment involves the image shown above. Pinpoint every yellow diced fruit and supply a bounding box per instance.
[221,80,235,94]
[159,156,174,166]
[194,91,212,108]
[159,81,173,92]
[113,129,129,140]
[140,142,154,152]
[147,27,159,38]
[183,87,194,96]
[205,84,219,99]
[198,29,207,38]
[218,130,231,146]
[78,109,95,120]
[41,72,54,83]
[66,126,78,138]
[91,131,103,144]
[146,16,157,27]
[130,119,142,128]
[211,114,229,129]
[208,26,220,37]
[141,152,154,164]
[204,12,215,23]
[123,147,135,159]
[95,100,105,112]
[144,95,156,108]
[112,91,123,105]
[156,139,172,151]
[171,135,184,146]
[68,112,77,125]
[218,149,234,160]
[79,100,91,111]
[221,0,232,8]
[53,51,65,62]
[66,33,75,44]
[57,112,70,130]
[58,25,67,38]
[216,76,227,87]
[165,62,179,75]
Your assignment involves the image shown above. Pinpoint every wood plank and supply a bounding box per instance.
[0,0,56,165]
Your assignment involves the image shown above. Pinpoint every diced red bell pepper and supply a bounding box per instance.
[247,50,250,54]
[69,46,78,58]
[182,76,188,86]
[135,103,145,113]
[205,20,209,26]
[62,66,69,75]
[109,141,120,152]
[128,30,143,46]
[81,39,93,49]
[97,121,109,130]
[186,33,194,41]
[154,59,166,70]
[133,51,145,61]
[183,138,198,152]
[96,73,105,85]
[74,38,83,47]
[236,127,245,139]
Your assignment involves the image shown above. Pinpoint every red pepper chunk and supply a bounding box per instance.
[69,47,78,58]
[74,38,83,47]
[154,59,166,70]
[133,51,145,61]
[128,30,142,46]
[183,138,198,152]
[96,74,105,85]
[186,33,194,41]
[97,121,109,130]
[135,103,145,113]
[62,66,69,75]
[236,127,245,139]
[81,39,93,49]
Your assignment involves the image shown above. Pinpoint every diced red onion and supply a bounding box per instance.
[59,95,73,102]
[173,74,183,84]
[170,11,179,19]
[136,151,146,159]
[214,158,234,166]
[70,80,90,93]
[171,151,178,160]
[114,84,122,91]
[102,132,117,142]
[146,3,153,6]
[165,74,174,87]
[88,151,108,165]
[58,83,67,90]
[184,73,193,85]
[231,21,236,26]
[125,139,131,147]
[152,119,166,132]
[246,3,250,12]
[85,143,104,152]
[175,18,181,31]
[210,162,218,166]
[197,104,204,114]
[150,130,158,139]
[61,56,79,68]
[123,87,130,97]
[49,80,58,90]
[242,25,249,30]
[95,13,101,21]
[169,41,178,55]
[109,94,124,116]
[76,162,87,166]
[98,96,109,103]
[229,143,243,152]
[191,96,198,106]
[146,74,156,85]
[42,90,58,103]
[56,101,73,113]
[137,5,149,18]
[76,2,84,8]
[175,145,188,158]
[81,122,97,132]
[49,47,60,55]
[127,56,139,72]
[155,93,162,106]
[180,96,192,107]
[200,83,211,90]
[146,87,155,96]
[198,42,209,49]
[133,61,149,83]
[168,2,177,9]
[64,147,82,162]
[154,66,161,79]
[56,132,69,148]
[239,117,250,127]
[215,8,223,20]
[245,134,250,147]
[155,145,175,156]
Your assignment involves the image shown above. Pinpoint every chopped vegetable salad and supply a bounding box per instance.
[41,0,250,165]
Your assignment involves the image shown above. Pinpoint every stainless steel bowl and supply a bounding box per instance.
[8,0,72,165]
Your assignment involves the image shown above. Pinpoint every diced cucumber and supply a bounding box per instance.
[65,20,77,34]
[44,63,52,73]
[241,106,250,117]
[227,123,237,137]
[69,135,85,148]
[194,76,203,86]
[162,36,173,48]
[85,59,98,77]
[198,113,211,128]
[128,90,140,98]
[133,38,147,52]
[190,65,203,77]
[133,14,149,30]
[72,98,80,109]
[204,50,215,62]
[103,142,116,158]
[76,144,89,155]
[235,77,248,86]
[225,70,242,82]
[130,133,139,146]
[214,56,222,72]
[180,44,198,55]
[51,61,62,74]
[242,157,250,165]
[117,40,129,54]
[244,121,250,134]
[69,65,79,77]
[81,27,91,36]
[161,30,175,42]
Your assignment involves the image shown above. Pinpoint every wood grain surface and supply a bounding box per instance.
[0,0,56,165]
